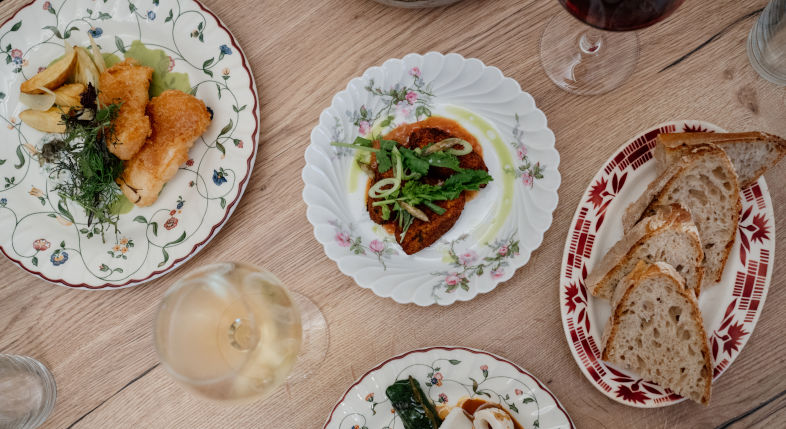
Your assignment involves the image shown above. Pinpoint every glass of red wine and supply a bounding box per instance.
[541,0,685,95]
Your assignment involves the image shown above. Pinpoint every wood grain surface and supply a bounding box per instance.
[1,0,785,428]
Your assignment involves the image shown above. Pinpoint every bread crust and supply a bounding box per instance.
[655,132,786,188]
[601,261,713,405]
[623,144,741,284]
[587,204,704,298]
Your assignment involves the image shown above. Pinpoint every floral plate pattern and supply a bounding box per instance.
[324,346,574,429]
[559,121,775,407]
[0,0,258,288]
[303,53,560,306]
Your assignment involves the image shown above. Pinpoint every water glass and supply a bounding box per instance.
[0,355,56,429]
[748,0,786,85]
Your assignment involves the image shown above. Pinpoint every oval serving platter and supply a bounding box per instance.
[0,0,259,288]
[324,346,574,429]
[559,120,775,407]
[303,52,560,306]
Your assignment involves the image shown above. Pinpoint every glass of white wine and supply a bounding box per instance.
[153,262,328,401]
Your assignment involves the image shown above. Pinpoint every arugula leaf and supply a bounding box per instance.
[376,140,397,173]
[443,168,493,191]
[423,151,461,171]
[353,136,372,147]
[400,148,429,175]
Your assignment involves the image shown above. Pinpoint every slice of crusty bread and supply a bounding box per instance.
[655,132,786,188]
[623,144,740,286]
[587,204,703,299]
[601,261,713,405]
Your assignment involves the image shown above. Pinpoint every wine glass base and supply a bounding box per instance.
[540,13,639,95]
[287,291,329,382]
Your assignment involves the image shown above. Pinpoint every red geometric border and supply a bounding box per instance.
[0,0,260,289]
[322,346,575,429]
[560,121,775,407]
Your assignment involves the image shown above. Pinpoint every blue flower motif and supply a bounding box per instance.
[51,250,68,266]
[147,10,156,20]
[176,201,184,209]
[12,57,22,65]
[219,44,232,55]
[88,27,103,38]
[212,169,227,186]
[0,198,7,206]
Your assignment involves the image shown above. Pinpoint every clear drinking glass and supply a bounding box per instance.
[748,0,786,85]
[541,0,684,95]
[153,262,328,402]
[0,355,56,429]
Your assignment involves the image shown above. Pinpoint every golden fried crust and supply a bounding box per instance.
[118,90,211,207]
[99,58,154,160]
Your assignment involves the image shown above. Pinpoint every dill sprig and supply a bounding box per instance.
[41,84,124,243]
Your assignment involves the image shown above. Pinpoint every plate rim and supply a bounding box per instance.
[322,345,575,429]
[303,51,561,306]
[559,119,775,407]
[0,0,260,289]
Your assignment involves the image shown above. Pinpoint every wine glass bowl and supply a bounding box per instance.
[154,262,321,402]
[558,0,685,32]
[541,0,685,95]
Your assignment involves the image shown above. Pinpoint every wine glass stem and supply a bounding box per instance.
[579,31,603,55]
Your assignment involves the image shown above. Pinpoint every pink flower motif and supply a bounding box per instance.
[515,388,523,395]
[37,66,46,73]
[168,56,175,72]
[42,1,51,10]
[185,159,194,167]
[336,232,351,247]
[365,393,374,402]
[405,91,418,105]
[458,250,477,266]
[438,393,448,403]
[480,365,488,371]
[33,239,50,251]
[521,172,533,187]
[491,268,505,279]
[358,120,370,136]
[369,239,384,253]
[517,146,528,160]
[409,67,421,77]
[445,273,461,286]
[10,49,22,59]
[235,140,244,149]
[498,245,509,256]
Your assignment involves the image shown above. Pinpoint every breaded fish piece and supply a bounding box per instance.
[118,90,211,207]
[99,58,154,160]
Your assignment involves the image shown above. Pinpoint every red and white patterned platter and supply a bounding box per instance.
[559,120,775,407]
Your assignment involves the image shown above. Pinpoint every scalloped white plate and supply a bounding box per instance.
[324,346,574,429]
[0,0,258,289]
[303,52,560,306]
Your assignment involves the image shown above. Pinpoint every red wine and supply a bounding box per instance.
[559,0,684,31]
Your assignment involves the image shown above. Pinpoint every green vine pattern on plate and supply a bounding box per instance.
[338,357,542,429]
[0,0,253,285]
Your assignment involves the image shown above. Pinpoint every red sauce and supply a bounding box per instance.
[383,116,483,157]
[460,398,524,429]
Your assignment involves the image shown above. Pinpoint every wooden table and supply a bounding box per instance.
[1,0,784,427]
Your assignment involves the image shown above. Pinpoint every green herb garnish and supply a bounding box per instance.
[41,84,124,242]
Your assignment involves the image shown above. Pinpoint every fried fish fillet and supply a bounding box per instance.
[99,58,153,160]
[118,90,211,207]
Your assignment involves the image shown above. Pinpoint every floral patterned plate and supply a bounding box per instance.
[324,346,574,429]
[303,52,560,306]
[560,121,775,407]
[0,0,258,288]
